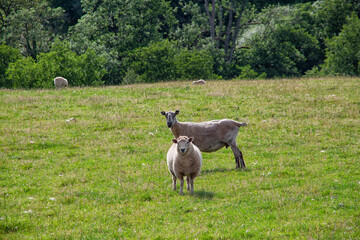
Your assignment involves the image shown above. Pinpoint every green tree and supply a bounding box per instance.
[2,1,65,58]
[6,40,106,88]
[318,12,360,76]
[70,0,177,84]
[236,64,266,79]
[6,57,39,88]
[174,49,216,80]
[123,41,218,83]
[125,40,177,83]
[0,0,35,29]
[241,35,304,78]
[172,1,209,49]
[314,0,352,40]
[173,0,256,63]
[0,44,21,88]
[232,4,321,78]
[49,0,83,29]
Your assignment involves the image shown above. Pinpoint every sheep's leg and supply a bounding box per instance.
[186,176,190,191]
[172,175,177,191]
[186,176,194,193]
[179,175,185,195]
[189,176,194,193]
[239,149,246,169]
[230,144,246,169]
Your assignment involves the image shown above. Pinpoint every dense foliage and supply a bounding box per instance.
[318,12,360,76]
[0,44,21,88]
[0,0,359,88]
[5,41,106,88]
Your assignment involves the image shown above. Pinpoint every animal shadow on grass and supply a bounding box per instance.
[192,190,215,199]
[201,167,251,175]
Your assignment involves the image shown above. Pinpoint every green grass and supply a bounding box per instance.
[0,77,359,239]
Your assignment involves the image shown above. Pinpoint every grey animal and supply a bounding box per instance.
[192,79,206,85]
[54,77,68,89]
[167,136,202,195]
[161,110,247,169]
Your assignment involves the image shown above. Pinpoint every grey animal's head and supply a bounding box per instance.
[161,110,179,128]
[172,136,194,154]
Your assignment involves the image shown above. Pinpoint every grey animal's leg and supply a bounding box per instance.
[179,175,184,195]
[186,176,190,191]
[230,144,246,169]
[172,175,177,191]
[189,175,194,193]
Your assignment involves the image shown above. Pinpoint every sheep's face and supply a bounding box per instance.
[172,136,194,154]
[161,110,179,128]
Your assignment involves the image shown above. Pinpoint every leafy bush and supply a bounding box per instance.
[2,2,65,58]
[0,44,21,88]
[69,0,176,85]
[76,49,107,86]
[123,69,140,85]
[314,0,352,40]
[317,12,360,76]
[174,49,216,80]
[236,65,266,80]
[6,57,40,88]
[304,66,325,77]
[124,41,218,83]
[6,40,106,88]
[236,24,320,78]
[125,40,177,83]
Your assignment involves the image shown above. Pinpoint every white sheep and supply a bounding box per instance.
[167,136,202,195]
[54,77,68,89]
[161,110,247,169]
[192,79,206,85]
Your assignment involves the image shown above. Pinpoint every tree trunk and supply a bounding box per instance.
[224,7,234,59]
[204,0,250,63]
[226,0,248,62]
[204,0,216,40]
[217,4,223,49]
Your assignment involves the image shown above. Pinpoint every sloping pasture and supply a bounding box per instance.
[0,77,359,239]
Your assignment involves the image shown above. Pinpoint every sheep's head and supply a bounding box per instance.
[172,136,194,154]
[161,110,179,128]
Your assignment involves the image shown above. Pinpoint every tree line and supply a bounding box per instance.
[1,0,360,88]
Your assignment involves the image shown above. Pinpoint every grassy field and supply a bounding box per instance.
[0,77,359,239]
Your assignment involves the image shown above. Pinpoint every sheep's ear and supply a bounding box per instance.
[188,137,194,143]
[175,110,180,115]
[161,111,166,115]
[172,139,178,143]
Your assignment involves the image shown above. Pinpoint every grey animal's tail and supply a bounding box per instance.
[236,121,247,127]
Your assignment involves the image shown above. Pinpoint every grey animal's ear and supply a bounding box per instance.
[188,137,194,143]
[161,111,166,115]
[172,139,178,143]
[175,110,180,115]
